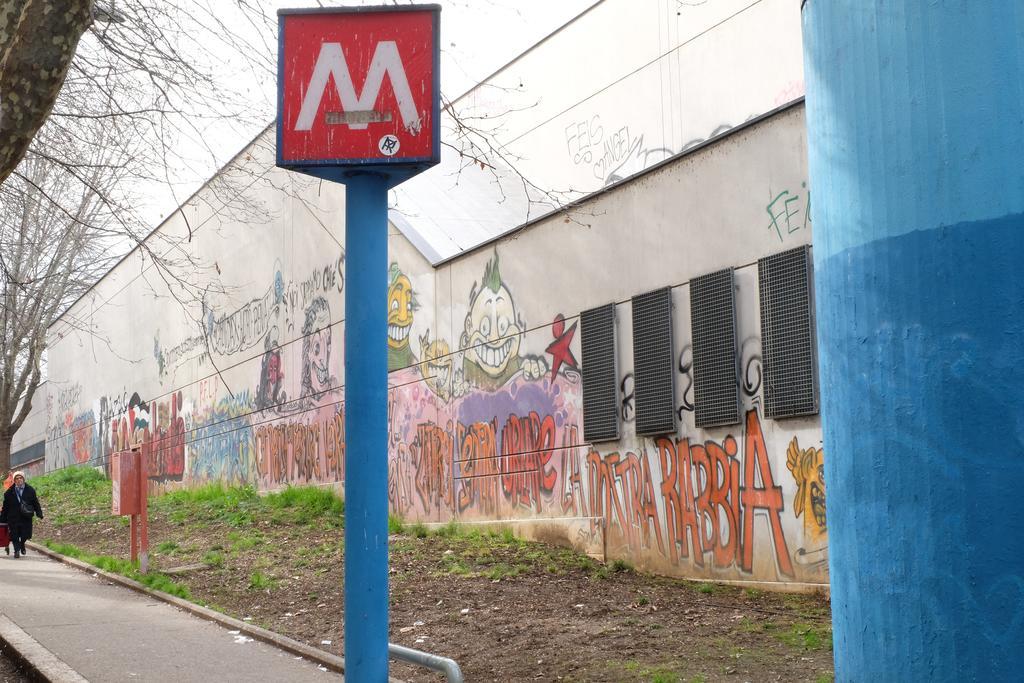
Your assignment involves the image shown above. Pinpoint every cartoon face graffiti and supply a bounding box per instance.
[459,253,547,390]
[256,346,285,411]
[418,330,453,401]
[388,273,413,348]
[462,253,521,374]
[308,330,331,392]
[301,297,333,399]
[465,284,521,376]
[387,263,418,371]
[786,437,826,541]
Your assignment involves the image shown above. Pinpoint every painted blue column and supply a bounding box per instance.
[343,172,390,681]
[802,3,1024,681]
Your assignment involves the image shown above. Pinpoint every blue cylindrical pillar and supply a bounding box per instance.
[803,3,1024,681]
[343,172,390,681]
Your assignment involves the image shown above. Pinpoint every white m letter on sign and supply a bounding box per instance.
[295,41,420,132]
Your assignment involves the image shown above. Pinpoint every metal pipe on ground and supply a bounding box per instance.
[389,643,463,683]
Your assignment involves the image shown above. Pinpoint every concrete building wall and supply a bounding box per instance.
[457,0,805,197]
[393,0,806,263]
[45,102,824,588]
[9,381,47,472]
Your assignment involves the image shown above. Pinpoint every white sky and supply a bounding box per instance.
[146,0,598,225]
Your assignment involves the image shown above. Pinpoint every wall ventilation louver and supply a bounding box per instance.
[631,287,676,436]
[690,268,741,427]
[580,303,619,442]
[758,245,819,419]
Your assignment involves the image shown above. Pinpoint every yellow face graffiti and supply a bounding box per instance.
[387,273,413,350]
[786,437,826,541]
[464,282,521,378]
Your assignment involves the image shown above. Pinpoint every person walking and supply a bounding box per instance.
[0,472,43,558]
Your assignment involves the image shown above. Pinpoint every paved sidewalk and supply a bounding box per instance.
[0,546,340,682]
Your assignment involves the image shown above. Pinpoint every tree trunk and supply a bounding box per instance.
[0,431,11,475]
[0,0,93,185]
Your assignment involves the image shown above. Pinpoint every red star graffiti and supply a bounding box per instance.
[546,314,579,382]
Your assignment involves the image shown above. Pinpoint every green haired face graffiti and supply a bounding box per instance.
[460,253,547,391]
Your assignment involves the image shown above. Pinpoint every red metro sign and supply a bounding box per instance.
[277,6,440,178]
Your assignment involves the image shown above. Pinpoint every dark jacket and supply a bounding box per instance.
[1,484,43,536]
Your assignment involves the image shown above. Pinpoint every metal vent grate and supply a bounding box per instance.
[632,287,676,436]
[580,303,619,442]
[690,268,741,427]
[758,245,819,419]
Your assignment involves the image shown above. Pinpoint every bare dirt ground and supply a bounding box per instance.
[35,478,833,683]
[0,645,31,683]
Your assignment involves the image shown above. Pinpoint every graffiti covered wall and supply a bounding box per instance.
[45,134,350,495]
[384,242,826,585]
[45,102,823,586]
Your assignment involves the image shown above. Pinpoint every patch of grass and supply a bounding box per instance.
[34,465,108,491]
[592,566,611,580]
[248,571,279,591]
[435,520,460,538]
[616,661,681,683]
[410,523,429,539]
[738,617,761,633]
[309,541,341,556]
[439,555,472,576]
[139,573,191,598]
[158,482,258,507]
[814,674,835,683]
[41,540,190,599]
[202,551,225,568]
[637,595,650,606]
[500,527,522,545]
[554,549,597,573]
[471,546,495,564]
[155,541,180,554]
[154,483,343,528]
[744,588,765,599]
[154,483,261,527]
[696,582,716,595]
[610,558,633,573]
[388,515,405,534]
[33,466,114,525]
[226,531,265,551]
[265,485,344,525]
[484,563,525,580]
[775,622,833,651]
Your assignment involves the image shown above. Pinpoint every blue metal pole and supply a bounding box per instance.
[343,171,390,681]
[803,3,1024,681]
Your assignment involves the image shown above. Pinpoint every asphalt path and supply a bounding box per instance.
[0,548,339,682]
